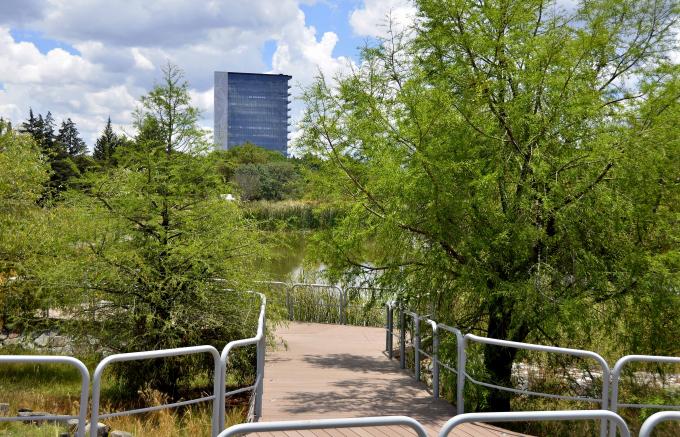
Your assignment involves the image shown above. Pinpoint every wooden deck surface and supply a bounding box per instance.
[252,322,527,437]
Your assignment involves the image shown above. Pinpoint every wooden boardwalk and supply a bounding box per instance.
[256,322,526,437]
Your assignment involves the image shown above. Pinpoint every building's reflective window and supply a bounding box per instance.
[214,72,291,155]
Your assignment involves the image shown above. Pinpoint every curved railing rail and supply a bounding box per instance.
[91,345,222,437]
[218,415,429,437]
[439,410,630,437]
[259,281,388,327]
[609,355,680,437]
[0,288,266,437]
[638,411,680,437]
[0,355,90,437]
[218,291,266,431]
[217,411,632,437]
[382,304,680,437]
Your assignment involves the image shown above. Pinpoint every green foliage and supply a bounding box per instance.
[298,0,680,412]
[214,143,303,201]
[0,125,54,327]
[49,64,266,397]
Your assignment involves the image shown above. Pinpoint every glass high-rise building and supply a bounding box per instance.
[214,72,292,154]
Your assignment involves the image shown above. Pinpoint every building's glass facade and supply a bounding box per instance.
[214,72,291,154]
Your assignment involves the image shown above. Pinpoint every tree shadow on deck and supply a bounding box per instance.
[276,375,454,422]
[301,353,406,374]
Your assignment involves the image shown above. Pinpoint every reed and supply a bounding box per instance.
[244,200,344,230]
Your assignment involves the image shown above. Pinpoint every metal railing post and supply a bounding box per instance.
[219,292,267,431]
[386,304,393,358]
[340,286,346,325]
[414,313,421,381]
[456,333,466,415]
[609,355,680,437]
[287,286,293,320]
[400,308,406,369]
[432,325,440,399]
[255,312,266,419]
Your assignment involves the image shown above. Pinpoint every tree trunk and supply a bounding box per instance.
[482,294,529,412]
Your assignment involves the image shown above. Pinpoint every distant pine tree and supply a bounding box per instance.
[41,111,59,156]
[57,118,87,157]
[93,117,120,165]
[21,110,81,197]
[20,109,38,137]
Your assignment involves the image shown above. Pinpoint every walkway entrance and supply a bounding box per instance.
[260,322,527,436]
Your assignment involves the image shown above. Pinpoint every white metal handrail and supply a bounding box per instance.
[609,354,680,437]
[218,291,266,431]
[385,305,614,436]
[638,411,680,437]
[90,345,222,437]
[438,410,630,437]
[218,415,429,437]
[437,322,466,414]
[464,333,611,410]
[0,288,266,436]
[0,355,90,437]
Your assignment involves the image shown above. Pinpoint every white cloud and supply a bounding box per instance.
[131,48,154,71]
[349,0,417,38]
[0,1,355,148]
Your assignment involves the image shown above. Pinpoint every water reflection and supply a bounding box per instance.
[265,232,325,282]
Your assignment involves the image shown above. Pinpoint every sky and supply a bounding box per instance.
[0,0,417,148]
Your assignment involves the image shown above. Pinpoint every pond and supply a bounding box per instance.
[263,231,325,283]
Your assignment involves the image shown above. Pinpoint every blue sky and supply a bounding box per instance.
[10,29,81,56]
[0,0,416,145]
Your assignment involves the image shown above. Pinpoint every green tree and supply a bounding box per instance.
[57,118,87,157]
[93,117,120,166]
[214,143,303,201]
[0,121,51,327]
[299,0,679,412]
[21,110,81,196]
[64,64,263,396]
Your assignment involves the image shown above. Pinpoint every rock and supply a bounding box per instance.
[4,336,22,346]
[50,335,68,348]
[84,421,111,437]
[110,431,133,437]
[0,403,8,416]
[34,333,50,347]
[0,333,7,341]
[7,332,19,339]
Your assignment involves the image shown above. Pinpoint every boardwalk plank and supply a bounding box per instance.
[260,322,528,437]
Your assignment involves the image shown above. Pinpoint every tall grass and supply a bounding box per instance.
[263,284,386,327]
[244,200,344,230]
